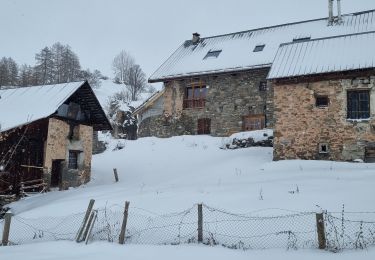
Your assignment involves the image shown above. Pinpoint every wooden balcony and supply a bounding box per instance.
[183,99,206,109]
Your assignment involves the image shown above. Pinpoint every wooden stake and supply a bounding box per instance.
[119,201,130,244]
[2,212,12,246]
[198,204,203,243]
[76,199,95,242]
[113,168,119,182]
[316,213,326,249]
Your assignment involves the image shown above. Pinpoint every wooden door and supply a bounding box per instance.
[365,147,375,163]
[51,160,63,187]
[242,114,265,131]
[197,118,211,135]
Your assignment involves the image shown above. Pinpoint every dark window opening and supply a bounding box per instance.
[259,81,267,91]
[347,90,370,119]
[253,44,265,52]
[184,84,207,109]
[197,118,211,135]
[293,36,311,42]
[319,143,329,154]
[204,50,222,59]
[68,150,80,169]
[316,96,329,107]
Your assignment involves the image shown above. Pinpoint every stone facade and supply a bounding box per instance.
[139,68,273,137]
[273,75,375,161]
[44,118,93,189]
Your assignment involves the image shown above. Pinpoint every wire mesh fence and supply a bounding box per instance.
[1,203,375,252]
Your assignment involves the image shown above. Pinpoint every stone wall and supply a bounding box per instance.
[139,68,273,137]
[44,118,93,189]
[273,76,375,161]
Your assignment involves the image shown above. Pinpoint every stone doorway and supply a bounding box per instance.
[51,160,64,188]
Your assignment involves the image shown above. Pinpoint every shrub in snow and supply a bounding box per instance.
[106,92,138,140]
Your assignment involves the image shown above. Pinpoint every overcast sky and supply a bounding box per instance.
[1,0,374,81]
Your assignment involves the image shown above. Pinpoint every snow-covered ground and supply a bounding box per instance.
[9,135,375,217]
[2,242,375,260]
[2,135,375,259]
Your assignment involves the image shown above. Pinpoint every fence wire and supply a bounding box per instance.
[1,204,375,251]
[3,212,85,245]
[324,212,375,252]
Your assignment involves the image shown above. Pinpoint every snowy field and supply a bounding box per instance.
[2,242,375,260]
[2,135,375,259]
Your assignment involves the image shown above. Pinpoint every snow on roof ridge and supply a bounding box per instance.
[193,9,375,42]
[0,81,86,132]
[149,9,375,82]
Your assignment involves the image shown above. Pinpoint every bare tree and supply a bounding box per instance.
[112,50,135,84]
[112,50,146,101]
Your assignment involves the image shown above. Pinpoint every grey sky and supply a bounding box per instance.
[1,0,374,81]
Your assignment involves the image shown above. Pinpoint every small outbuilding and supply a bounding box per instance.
[0,81,112,196]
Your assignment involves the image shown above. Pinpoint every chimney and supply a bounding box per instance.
[328,0,334,25]
[192,33,200,44]
[337,0,342,23]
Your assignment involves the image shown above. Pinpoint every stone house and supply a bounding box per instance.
[143,8,375,138]
[268,31,375,162]
[0,81,112,195]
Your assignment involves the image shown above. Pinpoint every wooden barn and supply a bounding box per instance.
[0,81,111,200]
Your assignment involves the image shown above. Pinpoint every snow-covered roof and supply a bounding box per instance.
[149,10,375,83]
[133,90,165,115]
[267,31,375,79]
[0,81,111,132]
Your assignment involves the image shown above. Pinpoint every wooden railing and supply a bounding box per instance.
[183,99,206,109]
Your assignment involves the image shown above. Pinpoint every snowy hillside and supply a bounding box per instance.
[9,135,375,216]
[2,135,375,259]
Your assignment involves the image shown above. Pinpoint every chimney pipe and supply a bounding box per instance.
[337,0,342,23]
[192,33,200,44]
[328,0,334,24]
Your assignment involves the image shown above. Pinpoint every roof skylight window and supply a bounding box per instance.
[204,50,222,60]
[253,44,265,52]
[293,36,311,42]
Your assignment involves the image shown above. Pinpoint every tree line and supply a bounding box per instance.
[0,42,104,88]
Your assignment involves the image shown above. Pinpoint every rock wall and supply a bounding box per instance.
[139,68,273,137]
[273,76,375,161]
[44,118,93,189]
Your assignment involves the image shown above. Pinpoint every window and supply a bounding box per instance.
[319,143,329,154]
[184,84,207,109]
[68,150,80,169]
[293,36,311,42]
[253,44,265,52]
[242,115,265,131]
[259,81,267,91]
[204,50,222,59]
[347,90,370,119]
[197,118,211,135]
[316,96,329,107]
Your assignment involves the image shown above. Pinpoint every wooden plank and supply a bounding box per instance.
[76,199,95,242]
[119,201,130,244]
[2,213,12,246]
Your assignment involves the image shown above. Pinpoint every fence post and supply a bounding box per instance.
[198,203,203,243]
[1,212,12,246]
[316,213,326,249]
[119,201,130,244]
[76,199,95,242]
[113,168,119,182]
